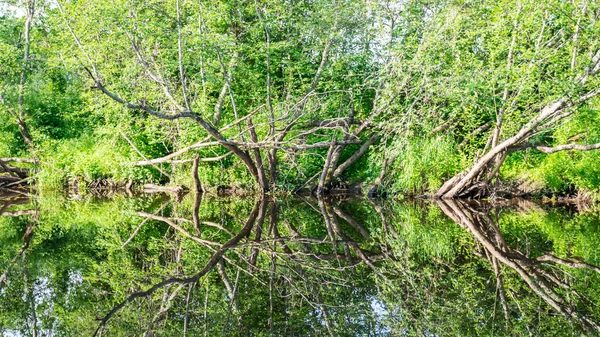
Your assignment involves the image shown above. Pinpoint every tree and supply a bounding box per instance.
[54,0,388,193]
[380,0,600,197]
[0,0,36,151]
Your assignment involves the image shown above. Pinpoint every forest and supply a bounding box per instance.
[1,0,599,199]
[3,1,600,336]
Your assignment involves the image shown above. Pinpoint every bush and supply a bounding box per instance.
[389,136,463,194]
[36,133,158,190]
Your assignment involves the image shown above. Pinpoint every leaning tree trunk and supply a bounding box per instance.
[436,49,600,199]
[436,99,567,199]
[313,112,380,196]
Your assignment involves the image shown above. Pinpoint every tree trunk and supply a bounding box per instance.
[247,117,269,192]
[436,100,566,198]
[436,49,600,198]
[332,133,379,178]
[315,140,337,196]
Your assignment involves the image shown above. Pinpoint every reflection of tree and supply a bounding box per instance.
[0,189,35,217]
[0,190,36,287]
[437,199,600,334]
[0,222,35,287]
[93,197,385,336]
[4,194,600,336]
[94,198,266,336]
[0,189,38,335]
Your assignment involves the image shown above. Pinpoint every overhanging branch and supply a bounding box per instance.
[509,141,600,154]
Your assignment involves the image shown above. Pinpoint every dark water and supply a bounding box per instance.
[1,190,600,336]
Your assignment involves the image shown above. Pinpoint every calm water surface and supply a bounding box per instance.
[1,189,599,336]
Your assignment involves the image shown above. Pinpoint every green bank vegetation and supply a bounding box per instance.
[1,0,600,198]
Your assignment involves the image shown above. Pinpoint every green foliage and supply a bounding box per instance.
[388,136,463,194]
[36,133,158,190]
[0,116,22,157]
[1,0,600,195]
[380,0,600,195]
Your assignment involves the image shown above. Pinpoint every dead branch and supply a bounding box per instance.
[0,209,38,217]
[534,142,600,154]
[142,184,185,194]
[0,158,37,164]
[316,140,337,196]
[129,103,264,167]
[119,131,171,178]
[247,116,268,191]
[538,253,600,274]
[304,118,365,129]
[132,149,230,166]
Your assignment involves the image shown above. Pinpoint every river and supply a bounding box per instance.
[1,190,599,336]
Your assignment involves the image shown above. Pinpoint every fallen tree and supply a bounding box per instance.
[436,49,600,199]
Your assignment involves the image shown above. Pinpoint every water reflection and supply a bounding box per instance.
[1,191,600,336]
[437,199,600,334]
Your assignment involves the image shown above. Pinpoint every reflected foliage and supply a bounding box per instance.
[1,191,600,336]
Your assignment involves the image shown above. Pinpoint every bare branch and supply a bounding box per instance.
[0,158,37,164]
[535,142,600,154]
[538,253,600,274]
[129,36,184,112]
[119,131,171,178]
[176,0,190,110]
[316,140,337,196]
[0,209,38,217]
[510,141,600,154]
[213,53,239,126]
[130,144,224,166]
[332,134,379,178]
